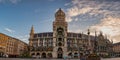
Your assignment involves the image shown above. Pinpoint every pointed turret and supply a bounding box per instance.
[105,34,108,39]
[30,25,34,38]
[95,30,97,36]
[94,30,97,40]
[99,31,103,36]
[98,31,104,40]
[111,39,113,44]
[81,32,84,39]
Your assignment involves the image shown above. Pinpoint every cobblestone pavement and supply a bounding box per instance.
[0,58,80,60]
[0,58,120,60]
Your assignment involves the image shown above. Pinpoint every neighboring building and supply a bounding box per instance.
[0,45,5,57]
[29,8,112,58]
[0,33,28,57]
[113,42,120,57]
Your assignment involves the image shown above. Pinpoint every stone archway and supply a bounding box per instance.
[57,47,63,58]
[68,53,72,58]
[74,53,78,58]
[42,53,46,58]
[0,52,4,57]
[31,53,35,58]
[36,53,40,58]
[0,48,5,57]
[47,53,52,58]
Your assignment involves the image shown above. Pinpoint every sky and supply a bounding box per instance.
[0,0,120,43]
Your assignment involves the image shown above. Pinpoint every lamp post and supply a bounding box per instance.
[78,40,80,59]
[87,29,92,54]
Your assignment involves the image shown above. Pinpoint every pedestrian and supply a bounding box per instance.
[63,56,66,60]
[80,55,86,60]
[68,56,70,60]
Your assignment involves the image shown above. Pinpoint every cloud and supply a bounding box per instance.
[67,6,93,17]
[65,0,120,43]
[48,0,54,1]
[5,28,15,33]
[68,21,82,32]
[0,0,4,3]
[34,9,41,13]
[16,35,29,43]
[90,16,120,43]
[0,0,2,2]
[9,0,21,4]
[66,0,120,22]
[0,0,21,4]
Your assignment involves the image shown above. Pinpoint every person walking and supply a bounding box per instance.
[63,55,67,60]
[80,54,86,60]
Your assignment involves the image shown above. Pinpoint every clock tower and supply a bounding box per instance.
[53,8,68,58]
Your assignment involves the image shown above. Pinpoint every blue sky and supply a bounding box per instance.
[0,0,120,43]
[0,0,70,43]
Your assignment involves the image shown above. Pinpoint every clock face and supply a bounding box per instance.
[58,42,62,46]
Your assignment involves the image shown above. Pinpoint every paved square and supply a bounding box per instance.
[0,58,120,60]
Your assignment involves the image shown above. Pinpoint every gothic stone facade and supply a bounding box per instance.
[29,8,112,58]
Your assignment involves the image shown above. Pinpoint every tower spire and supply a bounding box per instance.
[30,25,34,38]
[94,30,97,40]
[31,25,34,34]
[81,32,83,39]
[111,39,113,44]
[95,30,97,36]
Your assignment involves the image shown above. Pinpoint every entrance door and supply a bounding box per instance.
[57,47,63,58]
[57,53,63,58]
[0,52,4,57]
[42,53,46,58]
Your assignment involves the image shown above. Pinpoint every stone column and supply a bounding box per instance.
[53,36,57,58]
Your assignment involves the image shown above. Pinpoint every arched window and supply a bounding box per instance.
[58,47,63,51]
[36,53,40,56]
[42,53,46,58]
[67,40,70,47]
[31,53,35,56]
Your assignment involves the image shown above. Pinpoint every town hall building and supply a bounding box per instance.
[29,8,113,58]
